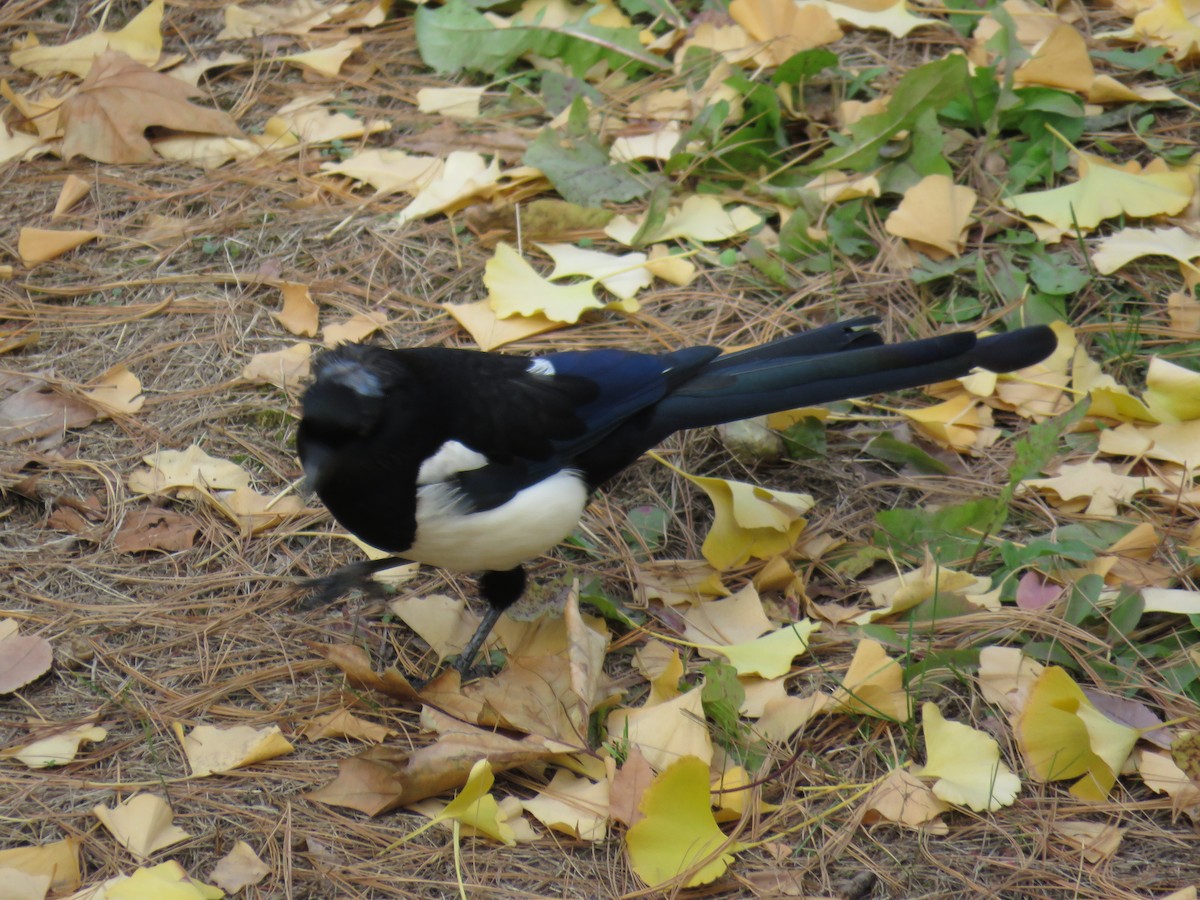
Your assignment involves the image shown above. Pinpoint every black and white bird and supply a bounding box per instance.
[297,316,1056,675]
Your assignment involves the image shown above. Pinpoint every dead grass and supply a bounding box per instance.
[2,4,1199,899]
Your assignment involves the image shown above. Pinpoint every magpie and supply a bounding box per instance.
[297,316,1056,675]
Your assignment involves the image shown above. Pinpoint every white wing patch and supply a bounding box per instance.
[527,358,555,376]
[417,440,488,485]
[407,470,589,572]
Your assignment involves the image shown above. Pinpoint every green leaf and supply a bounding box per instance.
[1063,573,1105,627]
[874,499,1001,564]
[579,578,642,628]
[863,432,952,475]
[772,48,839,85]
[810,55,969,172]
[625,505,669,552]
[701,659,747,753]
[524,125,652,207]
[780,416,826,459]
[415,0,527,73]
[1028,252,1090,295]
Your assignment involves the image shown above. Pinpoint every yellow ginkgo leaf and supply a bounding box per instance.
[537,242,651,302]
[1014,666,1141,801]
[485,243,604,324]
[1021,460,1169,517]
[626,756,742,889]
[884,174,976,257]
[107,861,224,899]
[861,768,948,831]
[522,768,610,841]
[82,365,144,415]
[417,86,485,120]
[1091,226,1200,275]
[443,299,563,350]
[829,639,911,721]
[817,0,939,37]
[728,0,843,65]
[607,687,713,771]
[274,282,319,337]
[710,620,818,678]
[439,758,516,845]
[128,445,251,495]
[397,151,502,223]
[1144,356,1200,422]
[710,764,779,822]
[321,149,443,196]
[1006,151,1195,233]
[661,460,813,570]
[93,794,191,862]
[1131,0,1200,60]
[11,0,163,78]
[173,723,294,776]
[1012,24,1093,93]
[18,228,101,266]
[605,195,762,246]
[6,722,107,769]
[280,36,361,77]
[915,702,1021,811]
[901,390,999,454]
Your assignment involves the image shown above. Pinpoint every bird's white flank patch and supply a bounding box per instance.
[417,440,489,485]
[527,358,555,376]
[407,469,588,572]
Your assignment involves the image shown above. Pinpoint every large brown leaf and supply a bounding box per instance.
[60,50,241,164]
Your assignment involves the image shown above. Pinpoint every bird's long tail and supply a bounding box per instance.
[648,319,1057,435]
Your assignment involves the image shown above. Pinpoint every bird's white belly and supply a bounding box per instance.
[405,469,589,572]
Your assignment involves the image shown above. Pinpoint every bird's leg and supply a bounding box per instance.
[299,556,411,608]
[452,567,526,676]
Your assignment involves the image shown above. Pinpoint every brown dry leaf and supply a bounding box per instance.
[219,0,339,38]
[10,0,163,78]
[884,174,977,257]
[174,722,294,776]
[312,641,421,702]
[678,583,774,650]
[1050,821,1124,863]
[59,50,242,164]
[1136,749,1200,817]
[300,709,397,743]
[81,364,144,415]
[241,342,312,389]
[18,228,101,266]
[139,214,194,244]
[4,721,107,768]
[860,768,949,832]
[323,310,389,346]
[209,841,271,894]
[0,632,52,694]
[114,506,200,553]
[274,282,319,337]
[52,175,92,220]
[92,794,191,862]
[389,592,487,661]
[305,708,559,814]
[0,376,97,443]
[609,748,655,827]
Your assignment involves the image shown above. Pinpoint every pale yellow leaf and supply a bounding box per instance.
[901,390,999,453]
[804,170,882,203]
[829,639,911,721]
[1050,821,1124,863]
[209,841,271,893]
[300,708,397,742]
[522,769,610,841]
[711,621,817,678]
[153,135,264,168]
[212,486,305,535]
[0,838,81,893]
[607,687,713,771]
[860,768,948,831]
[645,245,697,285]
[11,0,163,78]
[1145,356,1200,421]
[606,195,763,245]
[417,86,485,120]
[977,645,1043,715]
[728,0,843,65]
[52,176,92,220]
[323,310,389,346]
[397,151,502,223]
[219,0,337,39]
[1013,24,1093,93]
[6,723,106,769]
[485,242,603,324]
[174,722,294,776]
[168,52,249,87]
[537,242,651,302]
[610,126,686,162]
[241,343,312,389]
[915,702,1020,811]
[128,446,251,495]
[280,36,362,77]
[1092,226,1200,274]
[814,0,940,37]
[1021,460,1169,517]
[92,794,191,862]
[678,583,773,649]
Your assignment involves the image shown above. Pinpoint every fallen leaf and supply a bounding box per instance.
[113,506,201,553]
[0,838,81,893]
[828,639,911,721]
[884,174,976,257]
[1050,820,1124,863]
[1091,226,1200,275]
[1013,24,1093,93]
[59,50,242,164]
[219,0,340,38]
[174,722,294,776]
[728,0,843,65]
[274,282,319,336]
[861,768,949,831]
[168,51,249,87]
[397,151,502,223]
[444,298,564,350]
[915,702,1020,811]
[626,756,742,889]
[977,646,1044,715]
[1145,356,1200,422]
[485,242,604,324]
[321,148,444,196]
[709,621,818,679]
[678,583,773,649]
[417,86,485,119]
[93,794,191,861]
[606,195,763,246]
[81,364,144,415]
[209,841,271,893]
[10,0,164,77]
[18,228,101,266]
[815,0,940,37]
[129,446,251,496]
[537,242,651,303]
[609,748,656,827]
[85,860,223,899]
[1021,460,1169,517]
[607,687,713,771]
[52,175,92,220]
[241,343,313,389]
[0,633,53,693]
[322,310,388,346]
[522,768,610,841]
[300,709,396,743]
[280,36,362,77]
[5,721,107,769]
